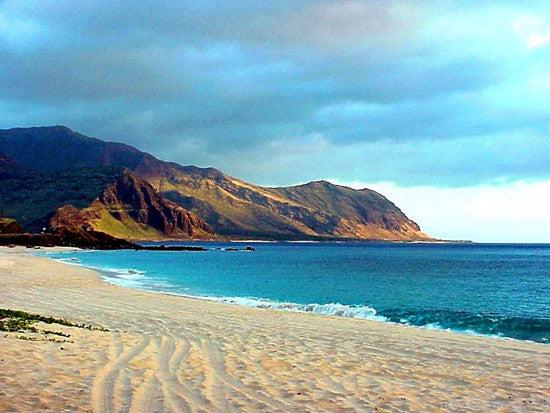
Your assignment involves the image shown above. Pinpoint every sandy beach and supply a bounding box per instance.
[0,248,548,412]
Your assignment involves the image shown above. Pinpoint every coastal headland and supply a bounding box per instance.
[1,249,548,412]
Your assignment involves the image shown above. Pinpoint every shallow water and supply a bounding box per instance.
[43,242,550,343]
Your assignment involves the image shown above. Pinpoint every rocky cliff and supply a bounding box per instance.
[48,171,214,240]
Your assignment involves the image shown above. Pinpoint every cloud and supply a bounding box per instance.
[185,129,549,188]
[513,15,550,50]
[0,0,549,191]
[0,11,49,50]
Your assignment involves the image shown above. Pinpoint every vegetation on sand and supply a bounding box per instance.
[0,308,108,335]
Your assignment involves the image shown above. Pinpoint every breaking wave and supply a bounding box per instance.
[198,296,388,321]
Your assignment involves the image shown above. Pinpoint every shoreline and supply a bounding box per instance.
[44,246,548,345]
[95,266,538,345]
[1,247,549,411]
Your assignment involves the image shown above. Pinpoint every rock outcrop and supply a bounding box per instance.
[0,218,24,234]
[0,226,139,249]
[48,171,214,240]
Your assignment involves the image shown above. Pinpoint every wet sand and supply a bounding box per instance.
[0,248,548,412]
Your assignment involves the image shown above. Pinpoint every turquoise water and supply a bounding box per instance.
[42,242,550,343]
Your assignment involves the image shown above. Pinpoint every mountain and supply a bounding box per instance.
[0,126,432,241]
[267,181,424,240]
[0,126,156,172]
[47,171,214,240]
[160,172,429,240]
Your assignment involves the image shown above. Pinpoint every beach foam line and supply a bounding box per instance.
[99,267,146,280]
[48,256,147,281]
[199,296,388,322]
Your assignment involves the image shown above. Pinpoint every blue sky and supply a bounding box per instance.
[0,1,549,241]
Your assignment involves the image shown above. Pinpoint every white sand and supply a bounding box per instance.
[0,248,548,412]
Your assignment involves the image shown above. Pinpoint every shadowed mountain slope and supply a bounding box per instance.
[0,155,213,239]
[0,126,432,241]
[0,162,126,230]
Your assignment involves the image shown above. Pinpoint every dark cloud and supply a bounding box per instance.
[0,0,549,186]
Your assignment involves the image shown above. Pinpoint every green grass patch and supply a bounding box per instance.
[93,208,162,240]
[0,308,108,334]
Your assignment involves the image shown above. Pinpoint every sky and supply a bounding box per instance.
[0,1,549,242]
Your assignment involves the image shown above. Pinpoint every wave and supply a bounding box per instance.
[198,297,388,322]
[189,297,548,343]
[378,308,550,344]
[100,267,146,280]
[50,257,147,281]
[49,257,83,266]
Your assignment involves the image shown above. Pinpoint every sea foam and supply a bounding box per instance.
[199,296,388,322]
[49,256,146,281]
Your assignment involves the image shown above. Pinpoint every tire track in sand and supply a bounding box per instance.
[129,374,163,413]
[92,334,150,413]
[156,335,214,413]
[201,338,293,412]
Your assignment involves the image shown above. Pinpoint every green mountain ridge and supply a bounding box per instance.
[0,156,213,239]
[0,126,432,241]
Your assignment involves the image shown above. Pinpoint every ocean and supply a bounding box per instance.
[41,242,550,343]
